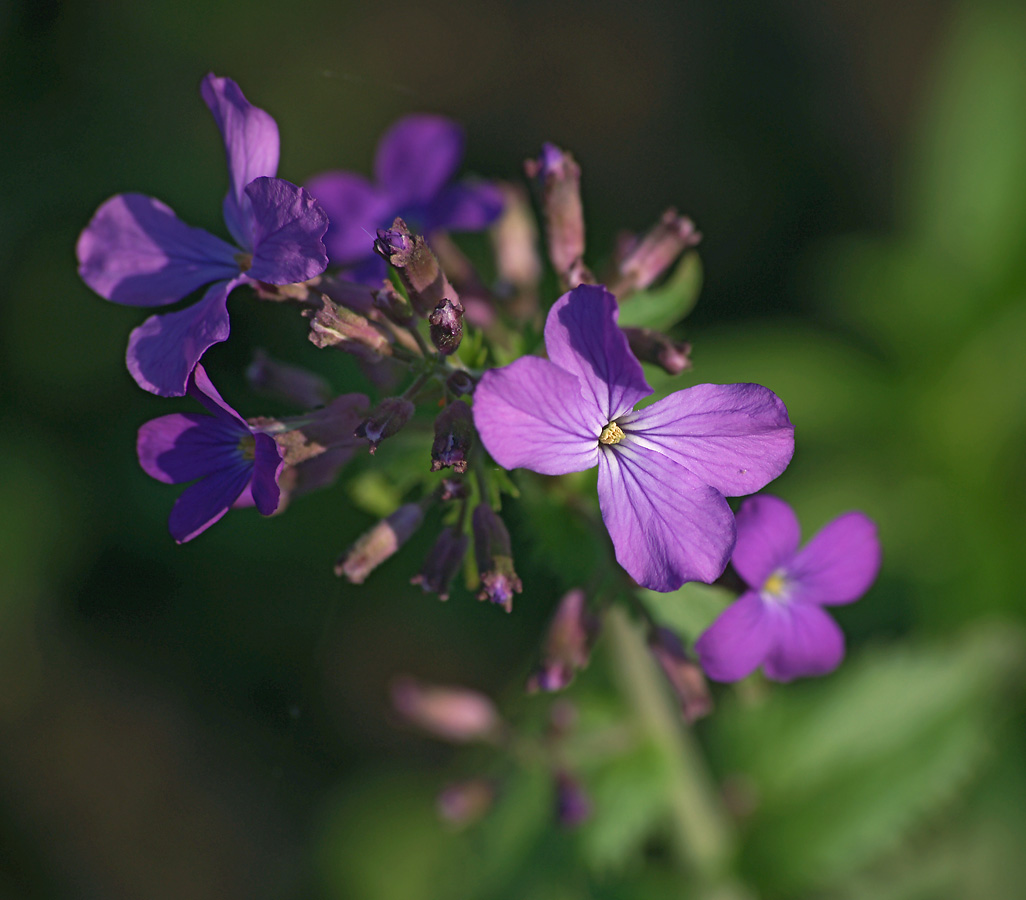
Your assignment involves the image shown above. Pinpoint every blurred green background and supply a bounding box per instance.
[2,0,1025,897]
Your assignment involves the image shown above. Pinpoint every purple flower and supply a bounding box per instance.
[136,364,284,543]
[473,284,794,592]
[307,115,503,275]
[695,495,881,682]
[77,75,329,397]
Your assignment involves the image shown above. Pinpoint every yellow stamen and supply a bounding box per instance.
[762,571,787,598]
[599,422,625,445]
[238,434,256,460]
[234,252,253,272]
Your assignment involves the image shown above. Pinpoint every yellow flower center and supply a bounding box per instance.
[599,422,625,445]
[762,571,788,599]
[234,251,254,272]
[238,434,256,460]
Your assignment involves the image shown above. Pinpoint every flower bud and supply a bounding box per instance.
[527,589,599,692]
[374,217,458,316]
[472,504,522,612]
[490,182,541,291]
[411,526,469,601]
[372,280,414,325]
[246,349,332,409]
[445,370,476,397]
[430,400,474,474]
[355,397,415,453]
[428,298,464,356]
[616,209,701,293]
[525,144,591,287]
[440,477,467,502]
[306,294,393,360]
[623,327,692,375]
[553,770,591,828]
[335,503,424,583]
[391,676,502,743]
[648,627,713,723]
[436,779,496,827]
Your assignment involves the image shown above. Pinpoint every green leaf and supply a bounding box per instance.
[616,252,703,331]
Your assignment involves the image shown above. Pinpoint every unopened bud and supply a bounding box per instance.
[246,349,332,409]
[553,770,591,828]
[436,779,496,827]
[616,209,701,293]
[411,526,469,601]
[391,676,502,743]
[430,401,474,474]
[525,143,591,287]
[491,182,542,289]
[306,294,393,360]
[372,281,414,325]
[623,327,692,375]
[440,478,468,501]
[355,397,415,453]
[428,298,464,356]
[472,504,522,612]
[374,217,458,316]
[445,370,476,397]
[648,627,713,723]
[527,589,599,692]
[335,503,424,583]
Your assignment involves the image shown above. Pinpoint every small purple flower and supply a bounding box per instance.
[77,75,329,397]
[472,284,794,592]
[307,115,503,275]
[695,495,882,682]
[136,364,284,543]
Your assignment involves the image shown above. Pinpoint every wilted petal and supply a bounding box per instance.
[428,180,505,232]
[375,115,463,207]
[77,194,239,306]
[621,382,794,496]
[246,177,329,284]
[306,171,388,264]
[137,412,244,484]
[761,602,845,681]
[167,461,254,543]
[126,278,237,397]
[200,74,280,249]
[597,442,735,591]
[694,592,776,682]
[788,512,881,606]
[473,356,600,476]
[250,431,283,515]
[544,285,651,422]
[731,495,802,589]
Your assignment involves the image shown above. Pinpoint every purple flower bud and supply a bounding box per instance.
[525,143,591,287]
[436,778,496,827]
[305,294,393,360]
[553,770,591,828]
[391,676,502,743]
[490,183,541,291]
[335,503,424,583]
[245,349,332,409]
[616,209,701,293]
[623,327,692,375]
[374,224,414,258]
[527,589,599,693]
[648,627,713,723]
[355,397,416,453]
[440,477,468,501]
[428,298,464,356]
[472,504,522,612]
[411,526,469,601]
[430,400,474,474]
[446,369,476,397]
[373,217,458,316]
[372,281,414,325]
[319,275,377,316]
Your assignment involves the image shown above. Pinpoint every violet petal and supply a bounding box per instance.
[731,494,802,590]
[472,356,601,476]
[77,193,239,307]
[620,383,794,497]
[428,180,505,232]
[187,362,248,424]
[597,442,735,591]
[250,431,284,515]
[305,171,388,265]
[375,115,464,207]
[761,602,845,681]
[694,591,775,682]
[167,461,254,544]
[788,511,881,606]
[137,412,246,484]
[245,177,329,284]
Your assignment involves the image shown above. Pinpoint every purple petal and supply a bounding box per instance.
[77,194,239,306]
[200,74,280,249]
[694,591,776,682]
[246,178,329,284]
[426,180,505,232]
[305,171,389,265]
[761,602,845,681]
[167,462,254,543]
[731,495,802,590]
[187,363,247,424]
[597,442,735,591]
[126,278,237,397]
[374,115,464,206]
[250,431,284,515]
[620,383,794,496]
[544,285,651,423]
[473,357,601,475]
[137,411,246,484]
[788,512,881,606]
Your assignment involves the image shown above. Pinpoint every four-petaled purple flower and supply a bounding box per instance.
[137,364,284,543]
[695,495,881,682]
[473,285,794,592]
[77,74,329,397]
[307,115,503,278]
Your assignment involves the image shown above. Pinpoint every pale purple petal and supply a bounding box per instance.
[137,412,245,484]
[200,74,280,249]
[730,495,802,590]
[374,115,463,206]
[77,194,239,306]
[427,180,505,232]
[694,592,776,682]
[620,383,794,496]
[597,442,735,591]
[245,177,329,284]
[473,357,601,476]
[250,432,284,515]
[761,602,845,681]
[126,278,237,397]
[187,363,247,424]
[788,512,881,606]
[168,462,254,543]
[544,285,651,422]
[306,171,389,264]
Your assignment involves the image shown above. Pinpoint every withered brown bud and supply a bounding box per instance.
[428,298,464,356]
[305,294,393,360]
[472,504,522,613]
[430,400,474,474]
